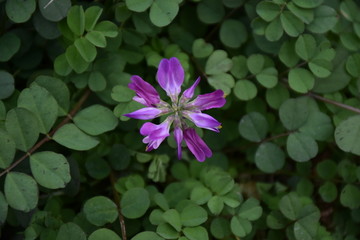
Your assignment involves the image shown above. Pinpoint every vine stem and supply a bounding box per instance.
[0,88,92,178]
[308,92,360,115]
[110,171,127,240]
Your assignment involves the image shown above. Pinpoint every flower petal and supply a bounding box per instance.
[156,57,184,100]
[183,128,212,162]
[173,127,183,159]
[184,112,222,132]
[124,107,162,120]
[182,77,200,101]
[140,117,172,151]
[129,75,160,107]
[191,89,226,110]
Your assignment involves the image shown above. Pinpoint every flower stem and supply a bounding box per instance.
[110,171,127,240]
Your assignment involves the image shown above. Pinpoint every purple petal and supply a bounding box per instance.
[182,77,200,100]
[184,112,222,132]
[191,90,226,110]
[133,96,147,106]
[128,75,160,107]
[173,127,183,159]
[140,117,172,151]
[124,107,162,120]
[183,128,212,162]
[156,57,184,100]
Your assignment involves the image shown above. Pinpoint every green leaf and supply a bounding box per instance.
[5,108,40,152]
[180,205,208,227]
[280,11,304,37]
[247,54,265,74]
[335,115,360,156]
[295,34,316,61]
[279,98,309,130]
[86,31,107,48]
[288,68,315,93]
[131,232,164,240]
[126,0,153,12]
[192,39,214,58]
[30,151,71,189]
[54,53,72,76]
[183,226,209,240]
[89,229,121,240]
[234,80,257,101]
[265,17,283,41]
[85,157,111,180]
[279,40,300,68]
[4,172,38,212]
[5,0,36,23]
[308,58,332,78]
[238,112,268,142]
[39,0,71,22]
[219,19,247,48]
[73,104,118,136]
[94,21,119,38]
[207,196,224,215]
[238,198,262,221]
[316,160,337,180]
[207,73,234,95]
[32,75,70,116]
[83,196,118,226]
[338,160,358,183]
[255,142,285,173]
[67,6,85,36]
[0,129,15,169]
[210,218,231,239]
[256,1,281,22]
[163,209,182,232]
[340,184,360,209]
[112,85,135,102]
[299,112,333,141]
[0,71,15,99]
[121,188,150,219]
[294,205,321,240]
[267,211,288,229]
[266,84,290,109]
[53,123,99,151]
[17,85,58,133]
[287,2,314,24]
[230,55,248,79]
[157,223,180,239]
[319,182,337,203]
[256,67,278,88]
[340,0,358,22]
[0,33,20,62]
[0,192,8,225]
[190,186,212,205]
[149,0,179,27]
[197,0,225,24]
[205,50,233,75]
[307,6,338,34]
[74,38,97,62]
[292,0,323,9]
[279,192,301,220]
[230,216,252,237]
[346,53,360,77]
[56,223,86,240]
[287,132,318,162]
[33,11,61,40]
[65,45,89,73]
[88,71,107,92]
[85,6,103,31]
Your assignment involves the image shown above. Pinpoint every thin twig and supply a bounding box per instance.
[308,92,360,115]
[0,88,92,178]
[110,171,127,240]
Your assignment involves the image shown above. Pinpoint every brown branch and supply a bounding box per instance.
[0,88,92,178]
[308,92,360,115]
[110,171,127,240]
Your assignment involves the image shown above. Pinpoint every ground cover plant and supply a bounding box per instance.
[0,0,360,239]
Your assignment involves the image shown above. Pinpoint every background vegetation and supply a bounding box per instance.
[0,0,360,239]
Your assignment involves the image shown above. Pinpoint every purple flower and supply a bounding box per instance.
[124,57,226,162]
